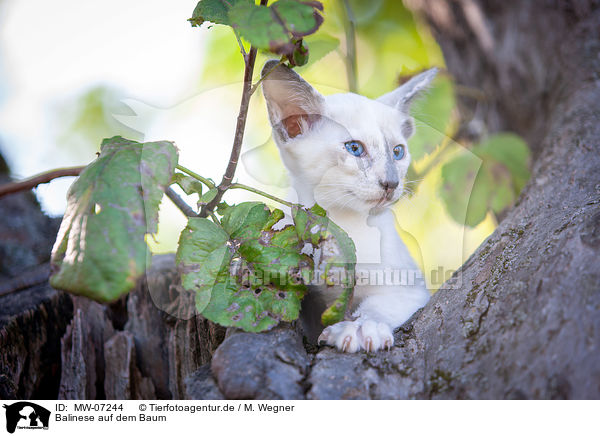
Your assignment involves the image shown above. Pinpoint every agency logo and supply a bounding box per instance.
[2,402,50,433]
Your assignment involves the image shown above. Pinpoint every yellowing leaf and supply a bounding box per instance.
[50,136,178,301]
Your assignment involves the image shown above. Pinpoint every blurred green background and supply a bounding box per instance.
[0,0,530,291]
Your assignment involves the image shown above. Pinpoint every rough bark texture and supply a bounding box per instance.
[0,284,73,400]
[103,331,156,400]
[0,167,72,400]
[210,327,310,400]
[58,298,115,399]
[0,179,225,400]
[56,255,226,400]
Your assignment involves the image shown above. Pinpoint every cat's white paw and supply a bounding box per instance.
[359,320,394,352]
[318,320,394,353]
[318,321,361,353]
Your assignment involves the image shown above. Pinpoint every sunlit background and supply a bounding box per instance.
[0,0,498,291]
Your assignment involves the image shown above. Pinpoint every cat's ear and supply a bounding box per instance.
[261,60,324,140]
[377,68,437,138]
[377,68,438,112]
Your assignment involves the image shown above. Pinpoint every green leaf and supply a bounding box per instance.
[474,133,531,193]
[50,136,178,301]
[189,0,250,27]
[439,154,485,227]
[292,204,356,326]
[296,34,339,68]
[198,187,218,206]
[291,39,309,66]
[216,201,231,215]
[171,172,203,196]
[271,0,324,38]
[176,217,230,312]
[177,202,311,332]
[228,0,323,51]
[439,133,530,227]
[228,1,289,49]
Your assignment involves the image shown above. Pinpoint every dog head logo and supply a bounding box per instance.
[2,402,50,433]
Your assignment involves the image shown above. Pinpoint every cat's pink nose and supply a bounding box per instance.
[379,179,399,192]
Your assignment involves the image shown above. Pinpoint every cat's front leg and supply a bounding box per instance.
[318,284,430,353]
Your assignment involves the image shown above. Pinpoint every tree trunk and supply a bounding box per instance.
[190,0,600,399]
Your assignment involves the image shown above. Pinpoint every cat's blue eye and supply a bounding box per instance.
[393,145,406,160]
[344,140,365,157]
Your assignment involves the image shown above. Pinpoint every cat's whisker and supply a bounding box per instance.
[315,183,359,189]
[328,191,358,210]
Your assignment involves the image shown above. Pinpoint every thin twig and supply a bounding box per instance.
[200,0,269,217]
[229,183,293,207]
[165,187,198,217]
[0,166,84,198]
[341,0,358,93]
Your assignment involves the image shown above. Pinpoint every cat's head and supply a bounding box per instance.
[261,60,437,214]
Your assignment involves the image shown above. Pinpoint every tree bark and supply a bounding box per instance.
[188,0,600,399]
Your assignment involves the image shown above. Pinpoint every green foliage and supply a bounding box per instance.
[292,204,356,325]
[190,0,324,66]
[296,33,339,68]
[171,173,204,196]
[178,203,302,331]
[189,0,246,27]
[175,202,355,331]
[440,133,531,227]
[50,137,178,301]
[198,188,218,207]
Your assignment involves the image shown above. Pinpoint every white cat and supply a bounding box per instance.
[261,60,436,353]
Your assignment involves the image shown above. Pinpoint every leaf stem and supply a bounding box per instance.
[175,164,215,189]
[341,0,358,93]
[229,183,293,208]
[206,209,220,224]
[0,166,84,199]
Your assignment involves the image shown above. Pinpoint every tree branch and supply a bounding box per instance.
[341,0,358,93]
[0,166,84,199]
[200,0,269,217]
[165,187,198,217]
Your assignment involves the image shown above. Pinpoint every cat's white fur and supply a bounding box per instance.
[262,60,436,352]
